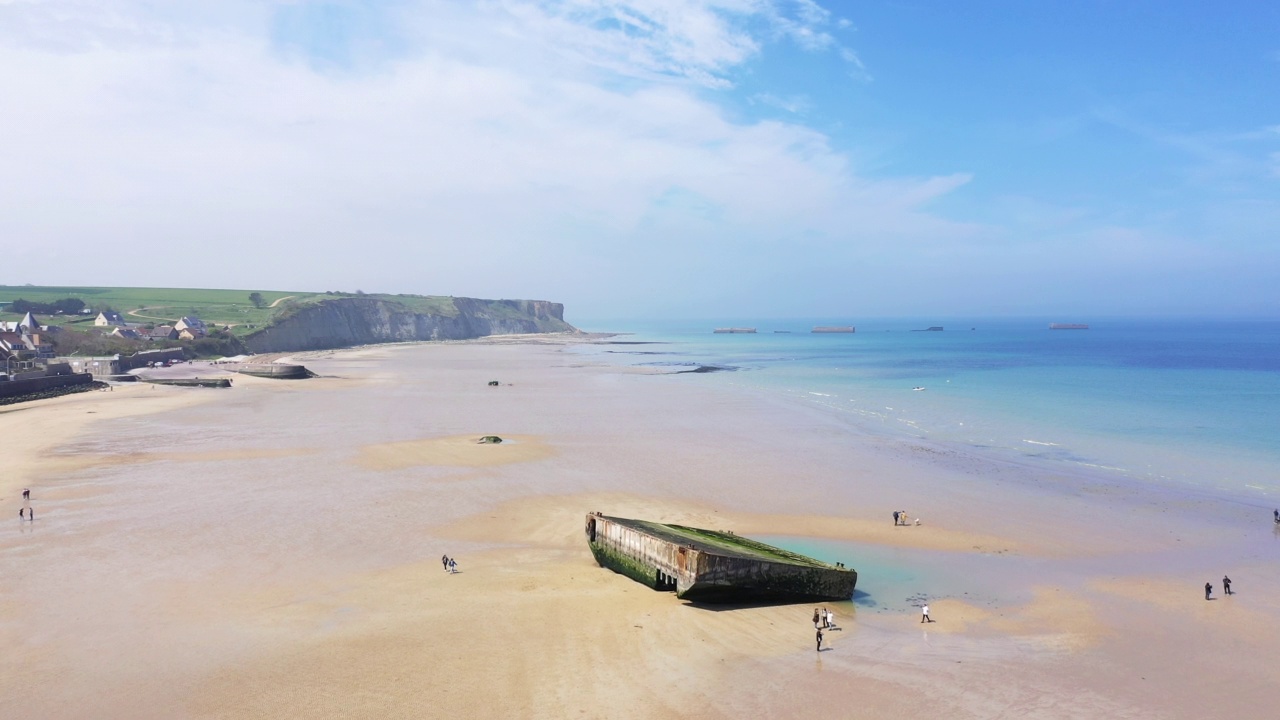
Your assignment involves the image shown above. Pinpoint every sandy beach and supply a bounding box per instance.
[2,338,1278,719]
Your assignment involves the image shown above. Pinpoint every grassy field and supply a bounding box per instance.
[0,286,467,337]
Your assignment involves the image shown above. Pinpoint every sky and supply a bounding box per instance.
[1,0,1277,321]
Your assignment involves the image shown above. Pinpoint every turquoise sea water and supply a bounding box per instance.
[753,535,1038,614]
[571,318,1280,501]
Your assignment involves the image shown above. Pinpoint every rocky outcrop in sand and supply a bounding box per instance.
[242,297,575,352]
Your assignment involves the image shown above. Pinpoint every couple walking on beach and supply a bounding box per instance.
[893,510,918,526]
[1206,576,1233,600]
[441,555,458,574]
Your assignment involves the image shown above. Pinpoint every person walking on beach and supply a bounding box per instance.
[1223,576,1232,595]
[442,555,449,572]
[921,603,932,623]
[813,608,820,629]
[825,608,835,630]
[1205,582,1213,600]
[893,510,899,526]
[816,627,824,652]
[448,558,457,574]
[1274,508,1278,524]
[22,488,29,500]
[18,508,23,520]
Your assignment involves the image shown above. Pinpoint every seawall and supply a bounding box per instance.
[0,373,96,404]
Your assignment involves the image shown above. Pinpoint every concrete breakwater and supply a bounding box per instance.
[585,513,857,603]
[141,377,232,388]
[234,363,312,379]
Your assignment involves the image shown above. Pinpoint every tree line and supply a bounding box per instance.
[9,297,89,315]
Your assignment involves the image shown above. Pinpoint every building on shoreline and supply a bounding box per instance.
[54,348,186,377]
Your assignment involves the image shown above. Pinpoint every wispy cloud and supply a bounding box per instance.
[482,0,863,87]
[749,92,811,113]
[1092,107,1280,187]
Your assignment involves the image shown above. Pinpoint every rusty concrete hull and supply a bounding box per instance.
[585,513,856,603]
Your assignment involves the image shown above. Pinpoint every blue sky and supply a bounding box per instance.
[0,1,1277,320]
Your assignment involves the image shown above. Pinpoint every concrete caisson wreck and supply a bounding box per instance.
[585,513,857,603]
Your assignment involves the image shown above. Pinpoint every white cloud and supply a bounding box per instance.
[0,0,973,316]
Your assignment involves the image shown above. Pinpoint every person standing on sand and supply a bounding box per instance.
[813,609,820,628]
[19,508,23,520]
[825,608,835,629]
[23,488,30,500]
[921,604,932,623]
[893,510,899,526]
[1223,576,1232,595]
[816,627,824,651]
[1274,509,1278,524]
[1205,582,1212,600]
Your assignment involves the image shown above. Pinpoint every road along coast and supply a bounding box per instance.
[1,337,1277,718]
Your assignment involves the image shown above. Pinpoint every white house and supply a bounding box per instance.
[174,316,207,337]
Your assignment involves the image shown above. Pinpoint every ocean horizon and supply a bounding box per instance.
[570,317,1280,504]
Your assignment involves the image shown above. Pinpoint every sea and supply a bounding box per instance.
[568,318,1280,504]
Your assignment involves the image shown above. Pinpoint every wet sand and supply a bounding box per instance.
[2,340,1278,718]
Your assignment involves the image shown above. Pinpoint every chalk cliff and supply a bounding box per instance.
[241,296,575,353]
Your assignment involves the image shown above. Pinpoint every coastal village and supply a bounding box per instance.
[0,302,217,401]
